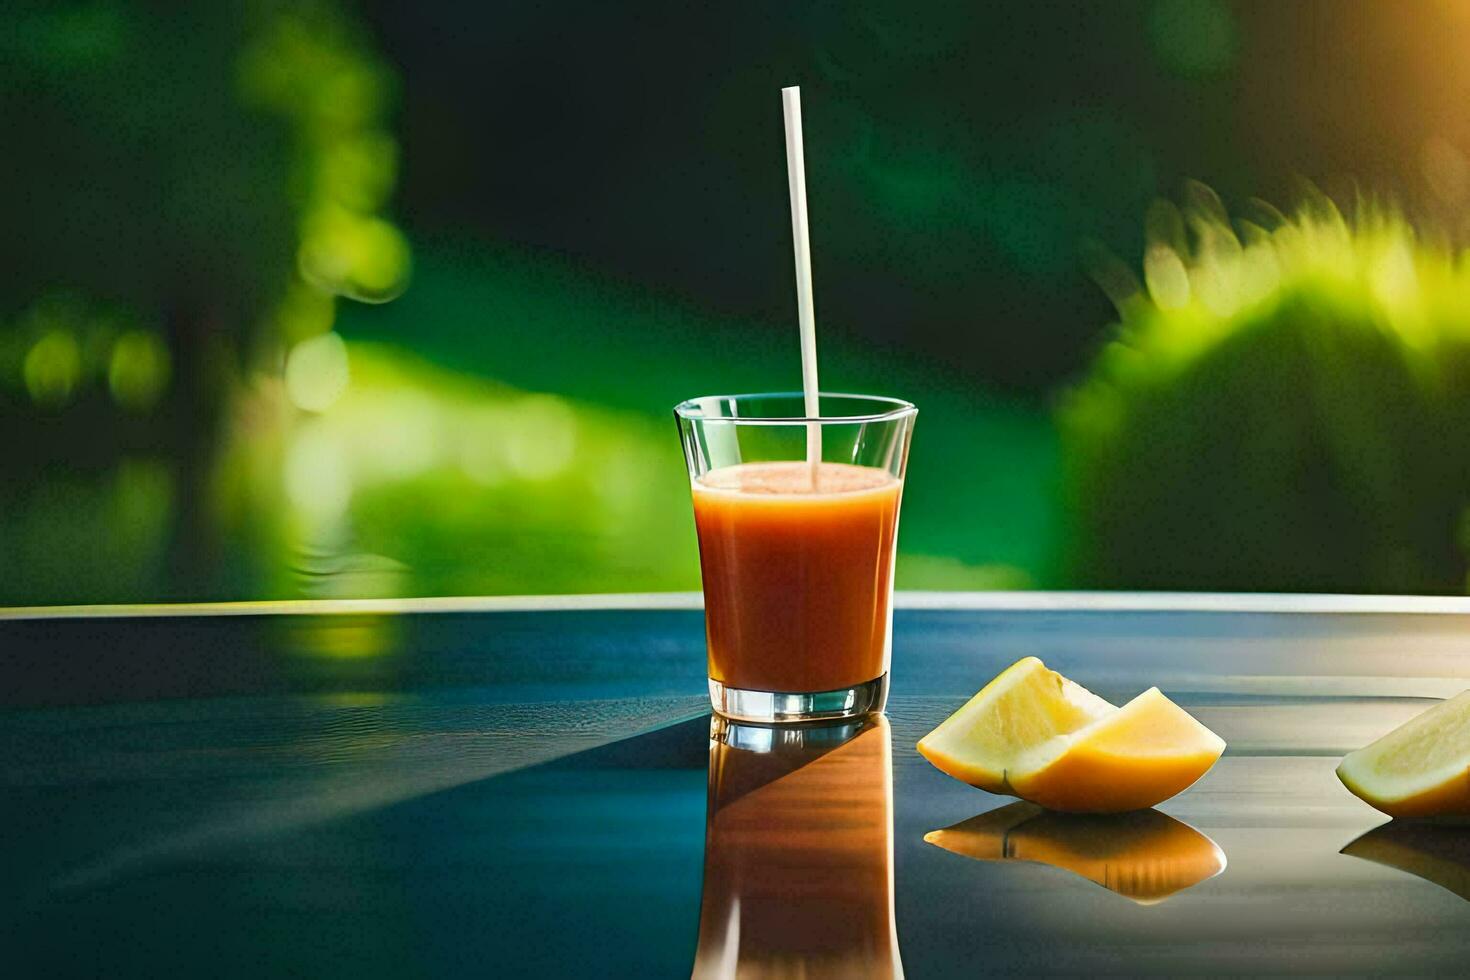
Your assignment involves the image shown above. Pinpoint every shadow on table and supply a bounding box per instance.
[11,713,712,979]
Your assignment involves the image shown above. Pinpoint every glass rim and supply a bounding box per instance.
[673,391,916,425]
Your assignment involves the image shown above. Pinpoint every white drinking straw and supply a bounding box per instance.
[781,86,822,480]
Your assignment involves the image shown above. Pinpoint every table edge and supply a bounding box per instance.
[4,590,1470,621]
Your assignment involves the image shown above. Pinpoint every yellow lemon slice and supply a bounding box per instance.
[925,801,1227,905]
[1336,690,1470,820]
[1010,687,1227,813]
[918,658,1226,812]
[916,656,1114,794]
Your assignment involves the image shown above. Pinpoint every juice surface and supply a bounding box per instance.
[691,461,902,693]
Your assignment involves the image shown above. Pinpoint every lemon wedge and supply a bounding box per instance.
[916,656,1114,794]
[1336,691,1470,820]
[918,657,1226,813]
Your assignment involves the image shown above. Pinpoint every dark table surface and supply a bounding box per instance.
[5,594,1470,978]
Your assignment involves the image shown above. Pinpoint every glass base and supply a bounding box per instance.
[708,673,888,724]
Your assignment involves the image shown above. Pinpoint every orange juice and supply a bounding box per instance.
[691,461,902,693]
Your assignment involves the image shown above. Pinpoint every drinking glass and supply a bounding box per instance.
[675,392,916,723]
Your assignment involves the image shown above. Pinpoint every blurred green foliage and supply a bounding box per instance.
[11,1,1468,604]
[0,1,411,604]
[229,343,700,598]
[284,244,1056,599]
[1062,188,1470,592]
[239,5,409,310]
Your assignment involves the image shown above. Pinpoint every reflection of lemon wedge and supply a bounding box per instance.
[1342,822,1470,901]
[918,658,1225,812]
[925,801,1226,904]
[1336,691,1470,820]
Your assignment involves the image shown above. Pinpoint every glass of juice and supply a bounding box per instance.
[675,392,916,723]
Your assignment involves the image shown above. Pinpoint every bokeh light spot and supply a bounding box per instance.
[298,208,411,303]
[23,330,82,407]
[108,331,171,411]
[285,331,350,413]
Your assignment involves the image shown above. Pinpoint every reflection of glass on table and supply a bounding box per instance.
[693,715,904,979]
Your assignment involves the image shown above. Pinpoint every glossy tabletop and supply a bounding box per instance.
[5,594,1470,977]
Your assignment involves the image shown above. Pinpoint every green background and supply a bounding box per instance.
[6,0,1470,603]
